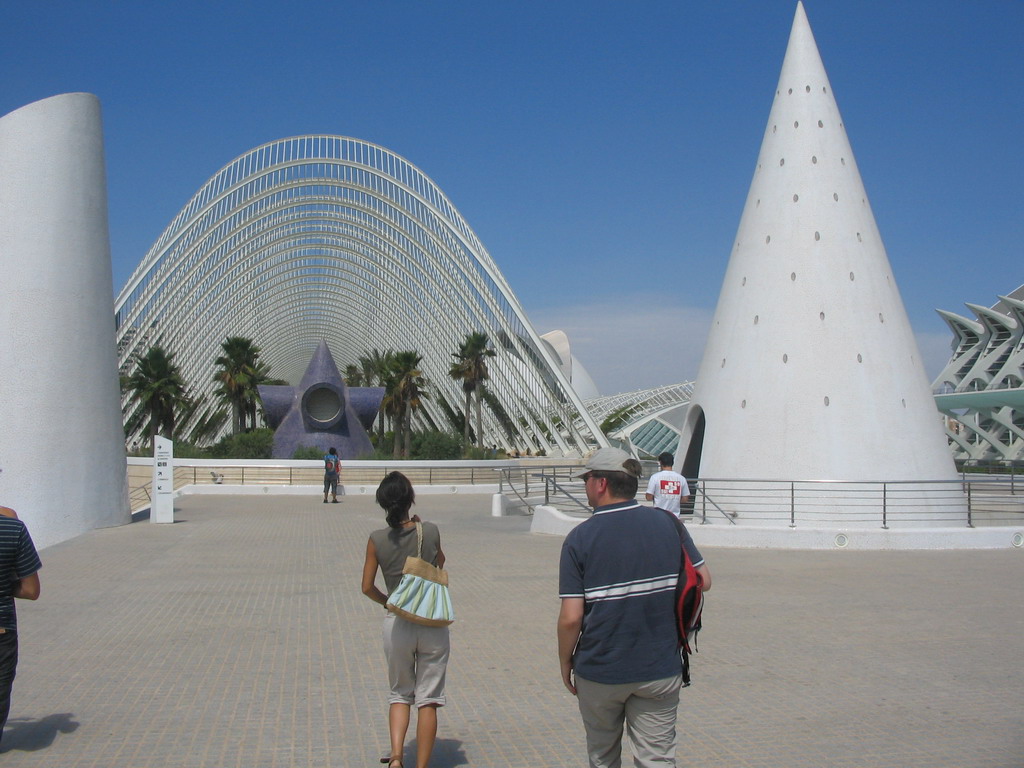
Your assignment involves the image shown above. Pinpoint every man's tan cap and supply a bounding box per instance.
[576,447,641,478]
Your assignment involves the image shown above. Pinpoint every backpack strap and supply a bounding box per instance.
[658,507,701,687]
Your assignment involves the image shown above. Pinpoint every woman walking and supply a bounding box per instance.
[361,472,450,768]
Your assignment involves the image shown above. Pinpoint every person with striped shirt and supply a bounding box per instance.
[558,447,710,768]
[0,506,41,747]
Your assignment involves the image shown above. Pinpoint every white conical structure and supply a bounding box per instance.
[0,93,130,548]
[676,3,959,524]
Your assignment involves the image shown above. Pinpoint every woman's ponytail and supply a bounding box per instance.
[375,471,415,528]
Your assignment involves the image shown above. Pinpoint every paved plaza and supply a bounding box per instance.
[1,492,1021,767]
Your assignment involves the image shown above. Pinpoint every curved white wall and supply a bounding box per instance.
[0,93,129,549]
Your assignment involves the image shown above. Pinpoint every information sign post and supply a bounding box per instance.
[151,436,175,524]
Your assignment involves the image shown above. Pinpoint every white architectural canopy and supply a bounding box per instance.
[114,135,607,456]
[676,3,958,522]
[933,285,1024,462]
[583,383,695,459]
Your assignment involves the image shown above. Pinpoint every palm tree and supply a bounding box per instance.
[213,336,274,434]
[124,345,190,447]
[361,348,395,441]
[450,332,496,447]
[384,350,427,458]
[359,354,376,390]
[344,364,363,387]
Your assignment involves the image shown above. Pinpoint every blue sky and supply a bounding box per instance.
[2,1,1021,394]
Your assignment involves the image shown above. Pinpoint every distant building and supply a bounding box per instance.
[933,285,1024,463]
[114,136,607,456]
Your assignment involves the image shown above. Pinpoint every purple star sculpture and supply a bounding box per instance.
[259,341,383,459]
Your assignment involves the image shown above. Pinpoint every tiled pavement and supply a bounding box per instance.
[2,493,1022,767]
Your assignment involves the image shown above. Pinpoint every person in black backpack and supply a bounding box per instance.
[557,447,710,768]
[323,447,341,503]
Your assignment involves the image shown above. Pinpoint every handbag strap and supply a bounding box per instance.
[414,520,423,558]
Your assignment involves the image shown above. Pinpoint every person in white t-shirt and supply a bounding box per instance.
[645,451,691,517]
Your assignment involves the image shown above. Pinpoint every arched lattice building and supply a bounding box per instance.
[114,135,607,456]
[933,285,1024,462]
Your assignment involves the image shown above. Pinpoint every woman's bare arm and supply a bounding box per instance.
[361,537,388,605]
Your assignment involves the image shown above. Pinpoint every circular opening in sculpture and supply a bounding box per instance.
[306,386,342,424]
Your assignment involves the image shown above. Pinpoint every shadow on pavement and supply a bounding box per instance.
[1,712,79,752]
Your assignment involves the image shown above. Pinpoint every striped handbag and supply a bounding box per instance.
[386,522,454,627]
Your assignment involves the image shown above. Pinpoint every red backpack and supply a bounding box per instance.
[661,510,704,686]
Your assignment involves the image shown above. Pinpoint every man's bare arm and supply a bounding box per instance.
[557,597,584,695]
[12,572,39,601]
[696,563,711,592]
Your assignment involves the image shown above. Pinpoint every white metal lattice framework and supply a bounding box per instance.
[932,285,1024,461]
[581,382,694,458]
[114,135,607,456]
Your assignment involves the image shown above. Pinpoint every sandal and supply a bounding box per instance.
[379,758,402,768]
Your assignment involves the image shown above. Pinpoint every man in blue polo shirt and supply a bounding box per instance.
[558,447,711,768]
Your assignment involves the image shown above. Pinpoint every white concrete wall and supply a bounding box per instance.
[678,4,959,523]
[0,93,129,549]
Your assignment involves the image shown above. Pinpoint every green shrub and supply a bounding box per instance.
[170,441,208,459]
[206,428,275,459]
[410,430,465,460]
[292,445,324,460]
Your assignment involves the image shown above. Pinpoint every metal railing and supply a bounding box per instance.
[170,463,498,487]
[493,465,591,515]
[693,477,1022,529]
[957,460,1022,495]
[127,458,580,512]
[529,473,1023,530]
[127,459,1024,530]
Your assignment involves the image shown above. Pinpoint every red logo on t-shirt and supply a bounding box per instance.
[660,480,681,496]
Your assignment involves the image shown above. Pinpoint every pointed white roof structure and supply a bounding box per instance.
[676,3,958,518]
